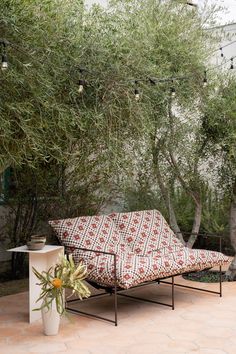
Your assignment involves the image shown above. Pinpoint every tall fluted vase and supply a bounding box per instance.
[41,299,60,336]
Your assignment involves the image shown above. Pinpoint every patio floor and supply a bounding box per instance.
[0,273,236,354]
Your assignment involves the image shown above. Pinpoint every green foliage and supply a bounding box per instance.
[183,270,224,283]
[124,185,162,214]
[0,0,228,252]
[201,189,229,234]
[201,78,236,190]
[33,254,90,315]
[0,0,85,172]
[0,0,216,173]
[124,177,230,236]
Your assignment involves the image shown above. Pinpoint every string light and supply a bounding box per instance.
[1,54,8,70]
[171,81,176,98]
[220,47,224,58]
[134,81,140,101]
[203,70,207,87]
[78,79,85,93]
[210,39,236,56]
[1,38,236,97]
[1,41,8,70]
[134,88,140,101]
[77,68,86,93]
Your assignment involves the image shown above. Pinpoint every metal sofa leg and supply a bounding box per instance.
[219,265,222,297]
[114,254,118,326]
[114,284,118,326]
[172,276,175,310]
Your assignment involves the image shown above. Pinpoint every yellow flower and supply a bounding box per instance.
[52,278,62,288]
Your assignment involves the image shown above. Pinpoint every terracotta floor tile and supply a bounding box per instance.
[0,278,235,354]
[30,342,67,353]
[0,327,24,337]
[199,326,235,339]
[60,351,91,354]
[191,350,227,354]
[125,342,171,354]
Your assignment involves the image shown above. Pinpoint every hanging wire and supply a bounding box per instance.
[206,55,236,72]
[220,47,224,58]
[210,39,236,56]
[1,37,235,91]
[230,57,234,70]
[186,1,197,7]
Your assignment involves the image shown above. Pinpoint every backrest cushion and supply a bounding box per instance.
[49,214,129,265]
[109,209,184,255]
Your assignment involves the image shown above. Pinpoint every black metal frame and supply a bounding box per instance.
[65,233,224,326]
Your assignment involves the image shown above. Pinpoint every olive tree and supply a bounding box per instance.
[0,0,222,250]
[0,0,85,173]
[95,0,220,246]
[201,77,236,279]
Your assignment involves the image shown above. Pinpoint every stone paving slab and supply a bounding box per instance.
[0,273,235,354]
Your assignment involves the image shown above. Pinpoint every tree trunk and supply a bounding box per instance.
[168,149,202,248]
[152,144,185,245]
[167,103,202,248]
[187,200,202,248]
[225,180,236,281]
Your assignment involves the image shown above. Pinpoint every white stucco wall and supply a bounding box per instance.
[211,23,236,67]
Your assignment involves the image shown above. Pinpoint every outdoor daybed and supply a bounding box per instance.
[49,209,229,326]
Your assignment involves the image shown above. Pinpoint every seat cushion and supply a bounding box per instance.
[85,252,178,289]
[84,247,229,289]
[109,209,184,255]
[49,214,129,263]
[166,248,229,274]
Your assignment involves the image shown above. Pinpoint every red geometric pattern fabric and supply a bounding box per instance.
[86,252,176,289]
[49,215,129,263]
[49,210,229,290]
[109,210,184,255]
[85,247,228,289]
[168,248,228,274]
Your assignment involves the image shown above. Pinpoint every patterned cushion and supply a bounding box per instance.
[49,210,229,290]
[80,248,229,289]
[49,215,130,264]
[167,248,229,274]
[82,252,177,289]
[109,210,184,255]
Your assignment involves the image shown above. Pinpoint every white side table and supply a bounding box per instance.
[8,245,64,323]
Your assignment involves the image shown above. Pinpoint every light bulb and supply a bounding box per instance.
[78,84,84,93]
[134,88,140,101]
[1,54,8,70]
[171,87,176,98]
[78,79,85,93]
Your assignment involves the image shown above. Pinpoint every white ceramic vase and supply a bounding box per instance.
[41,299,60,336]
